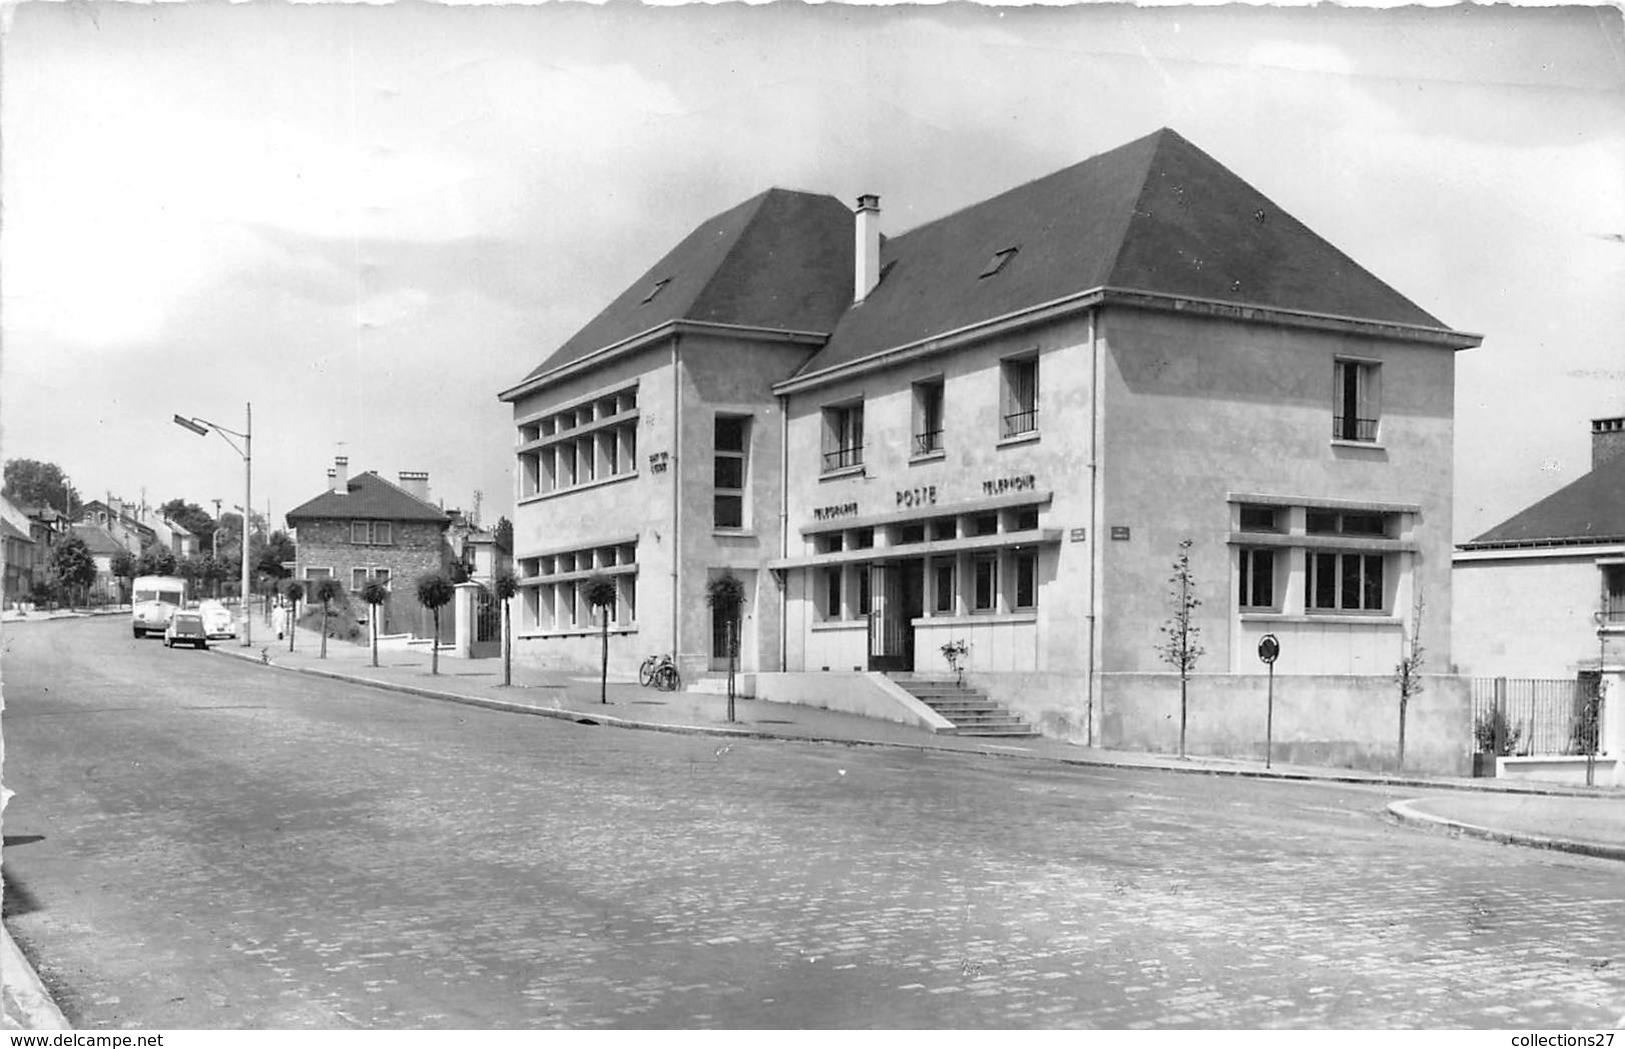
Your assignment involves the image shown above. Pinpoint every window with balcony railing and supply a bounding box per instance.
[1001,356,1039,439]
[821,402,864,473]
[912,378,944,458]
[1333,358,1381,443]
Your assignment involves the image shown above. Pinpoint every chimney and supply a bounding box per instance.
[1594,416,1625,471]
[854,194,881,303]
[333,456,349,495]
[398,471,430,504]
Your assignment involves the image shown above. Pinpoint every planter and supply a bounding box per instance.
[1471,752,1498,778]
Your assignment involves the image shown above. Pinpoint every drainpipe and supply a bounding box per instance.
[779,390,790,673]
[1087,309,1101,747]
[671,335,682,667]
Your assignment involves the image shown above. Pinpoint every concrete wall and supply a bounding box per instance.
[1097,671,1471,775]
[1095,306,1456,676]
[1453,553,1614,678]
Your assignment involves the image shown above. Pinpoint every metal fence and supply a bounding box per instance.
[1470,676,1600,757]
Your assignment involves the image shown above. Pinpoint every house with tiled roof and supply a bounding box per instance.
[284,459,453,634]
[69,523,130,603]
[1,495,37,607]
[1454,416,1625,680]
[500,128,1481,773]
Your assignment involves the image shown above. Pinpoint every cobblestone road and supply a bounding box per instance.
[4,617,1623,1028]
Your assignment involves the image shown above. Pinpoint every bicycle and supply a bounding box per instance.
[640,652,680,692]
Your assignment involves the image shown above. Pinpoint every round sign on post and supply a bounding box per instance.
[1257,634,1280,664]
[1258,634,1280,769]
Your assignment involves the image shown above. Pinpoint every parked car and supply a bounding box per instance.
[164,612,209,650]
[198,600,236,640]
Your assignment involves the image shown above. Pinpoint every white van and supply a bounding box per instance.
[132,575,188,638]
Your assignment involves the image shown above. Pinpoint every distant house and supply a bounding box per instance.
[1,495,37,607]
[80,498,156,557]
[283,458,453,634]
[21,505,69,594]
[69,523,129,603]
[1454,416,1625,679]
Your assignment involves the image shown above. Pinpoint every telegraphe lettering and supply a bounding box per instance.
[813,502,859,522]
[981,474,1037,496]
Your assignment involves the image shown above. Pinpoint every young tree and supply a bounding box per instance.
[493,516,513,554]
[705,572,747,722]
[415,572,454,675]
[110,550,136,605]
[283,580,305,652]
[1393,593,1427,770]
[1155,538,1205,759]
[493,568,517,687]
[313,577,345,659]
[256,530,296,581]
[3,459,81,518]
[361,580,390,669]
[50,533,97,608]
[583,574,619,704]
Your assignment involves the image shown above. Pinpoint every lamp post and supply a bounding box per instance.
[174,404,252,647]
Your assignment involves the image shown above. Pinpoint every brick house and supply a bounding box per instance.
[283,458,453,635]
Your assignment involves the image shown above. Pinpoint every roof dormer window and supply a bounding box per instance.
[979,247,1019,279]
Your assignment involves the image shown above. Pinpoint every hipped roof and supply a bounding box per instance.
[284,470,450,526]
[1461,455,1625,549]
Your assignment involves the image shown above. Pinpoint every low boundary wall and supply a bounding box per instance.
[1098,672,1471,776]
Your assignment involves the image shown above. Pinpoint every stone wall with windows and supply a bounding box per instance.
[292,518,452,600]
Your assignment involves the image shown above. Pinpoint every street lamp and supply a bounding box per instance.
[173,404,252,647]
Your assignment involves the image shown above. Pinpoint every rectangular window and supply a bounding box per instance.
[305,567,332,581]
[714,415,749,529]
[1239,549,1275,609]
[933,560,955,614]
[822,403,864,472]
[352,568,368,591]
[912,378,944,457]
[350,521,392,546]
[1306,552,1385,612]
[1013,549,1037,610]
[1307,510,1393,537]
[973,555,997,612]
[374,568,390,587]
[1001,356,1039,438]
[857,565,872,616]
[1604,565,1625,624]
[1333,359,1381,442]
[1239,505,1280,532]
[822,567,843,620]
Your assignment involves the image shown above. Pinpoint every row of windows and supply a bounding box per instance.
[529,575,638,631]
[302,565,393,591]
[1237,548,1387,614]
[518,542,637,581]
[350,521,393,546]
[1238,504,1395,538]
[820,356,1039,475]
[519,387,638,444]
[819,550,1040,622]
[810,505,1040,556]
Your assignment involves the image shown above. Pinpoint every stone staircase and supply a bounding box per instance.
[890,675,1039,737]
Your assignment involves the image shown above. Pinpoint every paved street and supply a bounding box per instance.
[3,616,1624,1029]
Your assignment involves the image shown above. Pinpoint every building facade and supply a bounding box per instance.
[1453,417,1625,679]
[284,459,453,634]
[502,129,1480,769]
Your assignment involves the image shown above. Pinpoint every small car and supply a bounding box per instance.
[164,612,209,650]
[198,600,237,640]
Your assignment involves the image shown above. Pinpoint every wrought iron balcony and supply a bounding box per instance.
[1002,408,1039,438]
[913,429,943,456]
[1333,416,1378,442]
[821,445,864,472]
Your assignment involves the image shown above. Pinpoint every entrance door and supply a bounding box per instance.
[867,561,920,673]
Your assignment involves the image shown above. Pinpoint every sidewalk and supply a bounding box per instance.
[221,621,1625,823]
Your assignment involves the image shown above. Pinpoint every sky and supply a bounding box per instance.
[1,2,1621,542]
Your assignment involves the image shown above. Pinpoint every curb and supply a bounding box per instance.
[1386,800,1625,862]
[212,645,1621,799]
[2,924,70,1030]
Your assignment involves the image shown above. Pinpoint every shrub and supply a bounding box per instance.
[1473,709,1522,756]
